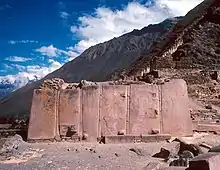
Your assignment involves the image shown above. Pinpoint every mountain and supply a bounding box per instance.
[124,0,220,77]
[0,17,179,116]
[0,77,38,100]
[0,82,15,99]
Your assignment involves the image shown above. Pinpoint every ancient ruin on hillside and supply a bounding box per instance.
[27,78,193,143]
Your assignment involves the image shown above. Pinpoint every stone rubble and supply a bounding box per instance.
[39,78,150,92]
[40,78,65,90]
[0,135,42,163]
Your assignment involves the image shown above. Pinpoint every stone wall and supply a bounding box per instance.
[27,79,192,141]
[28,89,59,140]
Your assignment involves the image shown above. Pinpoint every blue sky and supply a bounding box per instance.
[0,0,203,87]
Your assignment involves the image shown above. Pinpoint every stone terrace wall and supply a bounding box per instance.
[28,79,192,141]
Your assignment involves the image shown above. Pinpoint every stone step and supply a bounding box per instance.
[104,134,171,144]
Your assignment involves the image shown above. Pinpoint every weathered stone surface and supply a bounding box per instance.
[66,83,78,89]
[0,135,24,155]
[77,80,97,88]
[129,147,148,156]
[28,89,59,140]
[161,79,193,136]
[187,153,220,170]
[129,84,160,135]
[199,143,211,153]
[153,140,197,167]
[40,78,65,90]
[105,135,171,144]
[209,145,220,153]
[82,86,100,141]
[153,148,172,159]
[59,89,80,136]
[169,151,194,167]
[100,85,127,136]
[169,158,188,167]
[141,135,171,143]
[28,79,192,141]
[173,138,204,156]
[153,141,180,159]
[195,124,220,134]
[144,161,168,170]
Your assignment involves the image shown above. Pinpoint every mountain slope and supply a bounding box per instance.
[0,83,15,99]
[0,18,178,116]
[124,0,219,77]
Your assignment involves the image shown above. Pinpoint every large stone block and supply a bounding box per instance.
[100,85,128,136]
[129,84,160,135]
[82,86,100,141]
[161,79,193,136]
[187,153,220,170]
[59,89,81,136]
[28,89,59,140]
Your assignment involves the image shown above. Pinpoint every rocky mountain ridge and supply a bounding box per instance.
[122,0,220,77]
[0,17,179,116]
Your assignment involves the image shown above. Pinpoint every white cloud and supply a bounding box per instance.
[8,40,39,44]
[3,64,13,70]
[11,64,26,71]
[59,49,79,58]
[70,0,203,54]
[155,0,203,17]
[36,45,58,57]
[64,50,80,62]
[60,11,69,19]
[36,45,79,60]
[0,59,62,88]
[5,56,32,62]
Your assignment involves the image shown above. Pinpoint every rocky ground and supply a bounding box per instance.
[0,133,220,170]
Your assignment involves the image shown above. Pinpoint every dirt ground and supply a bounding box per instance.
[1,133,220,170]
[0,141,168,170]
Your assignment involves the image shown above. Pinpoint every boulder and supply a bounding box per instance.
[77,80,97,88]
[173,138,204,156]
[169,151,194,167]
[142,74,154,83]
[40,78,65,90]
[152,70,161,78]
[152,141,180,159]
[209,145,220,153]
[0,135,24,154]
[0,135,27,160]
[129,147,148,156]
[187,152,220,170]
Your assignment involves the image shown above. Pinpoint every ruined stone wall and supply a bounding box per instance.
[28,79,192,141]
[156,37,184,69]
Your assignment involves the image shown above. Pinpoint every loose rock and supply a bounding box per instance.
[209,145,220,153]
[129,148,147,156]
